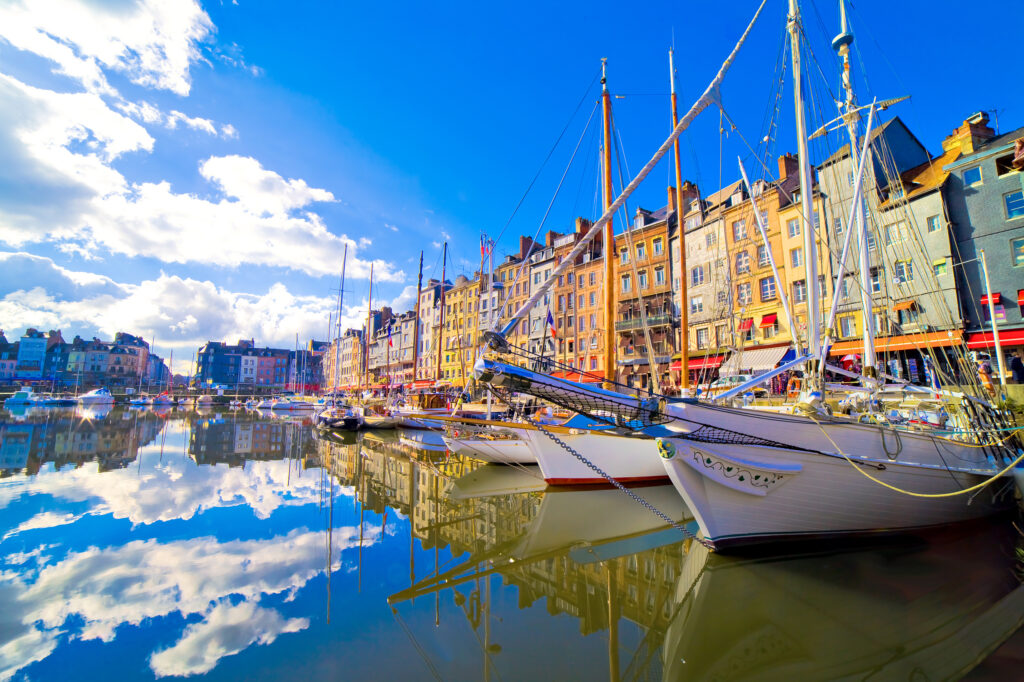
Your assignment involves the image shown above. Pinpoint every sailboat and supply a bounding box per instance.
[316,244,365,431]
[472,0,1021,551]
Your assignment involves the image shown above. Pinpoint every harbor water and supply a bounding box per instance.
[1,407,1022,680]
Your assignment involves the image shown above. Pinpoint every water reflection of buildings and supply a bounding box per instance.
[311,430,687,669]
[188,413,314,466]
[0,408,171,477]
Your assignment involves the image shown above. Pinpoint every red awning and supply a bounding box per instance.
[759,313,778,328]
[671,354,725,371]
[892,300,917,311]
[737,318,754,332]
[552,369,605,383]
[411,379,434,388]
[966,329,1024,349]
[980,293,1001,306]
[1017,289,1024,305]
[830,330,963,355]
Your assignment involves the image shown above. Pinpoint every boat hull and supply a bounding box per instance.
[442,435,535,464]
[521,428,668,485]
[660,437,1011,551]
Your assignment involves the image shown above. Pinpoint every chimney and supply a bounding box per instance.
[942,112,996,155]
[574,216,591,233]
[545,230,559,247]
[679,181,699,214]
[518,235,535,259]
[666,186,677,216]
[777,153,798,181]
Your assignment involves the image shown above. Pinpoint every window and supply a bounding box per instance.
[620,248,629,264]
[655,267,665,286]
[866,232,876,251]
[839,315,856,338]
[833,212,843,234]
[705,231,717,247]
[847,170,855,186]
[997,153,1019,176]
[639,271,649,289]
[557,275,563,287]
[577,294,584,308]
[590,313,597,329]
[737,282,752,305]
[716,324,729,346]
[696,327,710,349]
[759,276,776,301]
[926,215,940,232]
[589,292,596,306]
[589,272,596,286]
[873,312,888,335]
[1006,191,1024,219]
[621,274,631,292]
[653,238,664,255]
[1012,237,1024,267]
[735,251,750,274]
[717,290,728,304]
[558,295,565,311]
[636,242,646,261]
[870,267,881,293]
[763,320,778,339]
[791,247,802,268]
[757,244,770,267]
[813,212,821,230]
[933,259,948,277]
[567,273,574,285]
[690,265,705,286]
[690,296,704,314]
[818,275,827,298]
[963,166,982,186]
[732,219,746,241]
[567,316,574,329]
[787,218,800,238]
[840,277,852,299]
[792,279,807,303]
[567,294,574,309]
[893,260,914,283]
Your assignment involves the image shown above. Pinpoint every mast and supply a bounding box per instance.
[413,251,423,381]
[788,0,821,372]
[363,263,373,390]
[601,58,616,388]
[670,48,689,394]
[833,0,876,381]
[337,244,349,392]
[980,249,1007,389]
[435,243,448,384]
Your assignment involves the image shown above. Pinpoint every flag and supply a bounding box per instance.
[387,323,393,347]
[546,310,557,339]
[480,235,488,260]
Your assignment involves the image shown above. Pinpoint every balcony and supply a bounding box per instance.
[615,314,673,332]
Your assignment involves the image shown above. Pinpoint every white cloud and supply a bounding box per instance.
[200,155,335,216]
[149,601,308,677]
[0,0,213,97]
[385,223,399,233]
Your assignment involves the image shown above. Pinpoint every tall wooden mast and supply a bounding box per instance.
[670,48,689,393]
[363,263,373,389]
[412,251,423,381]
[435,242,448,384]
[601,59,616,388]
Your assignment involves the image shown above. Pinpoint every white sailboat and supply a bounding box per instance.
[473,0,1021,551]
[77,387,115,405]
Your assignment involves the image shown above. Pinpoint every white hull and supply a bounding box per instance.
[660,432,1010,550]
[78,390,114,406]
[521,427,668,485]
[270,401,314,411]
[442,434,535,464]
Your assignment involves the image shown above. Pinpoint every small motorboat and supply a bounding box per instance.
[78,387,115,405]
[316,405,364,431]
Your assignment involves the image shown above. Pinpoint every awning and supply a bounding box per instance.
[980,293,1001,306]
[1018,289,1024,305]
[411,379,434,389]
[737,318,754,332]
[719,345,789,374]
[759,313,778,328]
[552,369,605,383]
[830,330,964,355]
[671,354,726,371]
[892,300,916,311]
[966,329,1024,349]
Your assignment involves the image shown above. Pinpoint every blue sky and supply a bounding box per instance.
[0,0,1019,372]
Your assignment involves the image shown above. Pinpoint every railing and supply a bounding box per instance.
[614,314,673,331]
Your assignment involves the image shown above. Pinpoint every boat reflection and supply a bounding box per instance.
[312,429,1024,682]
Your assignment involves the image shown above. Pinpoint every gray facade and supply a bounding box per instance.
[943,114,1024,352]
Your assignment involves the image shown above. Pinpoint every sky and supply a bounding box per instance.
[0,0,1019,374]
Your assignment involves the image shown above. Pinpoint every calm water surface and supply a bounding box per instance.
[1,407,1022,681]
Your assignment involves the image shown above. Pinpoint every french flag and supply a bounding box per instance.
[546,310,557,339]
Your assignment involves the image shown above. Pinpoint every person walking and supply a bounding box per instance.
[1010,350,1024,384]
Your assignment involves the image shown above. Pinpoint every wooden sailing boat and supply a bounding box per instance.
[473,0,1021,550]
